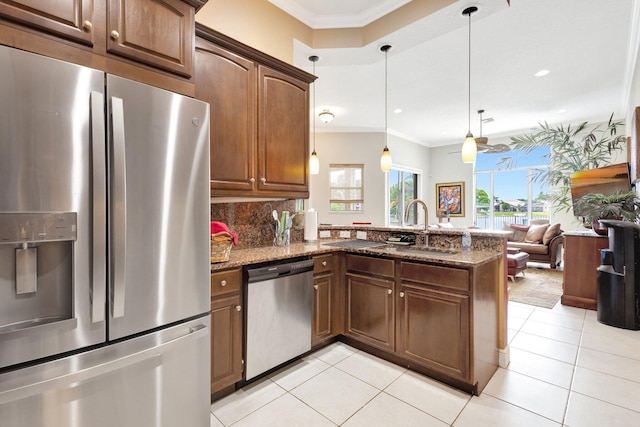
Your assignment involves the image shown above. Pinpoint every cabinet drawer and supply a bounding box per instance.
[400,262,469,292]
[210,268,242,297]
[313,254,334,275]
[346,254,394,279]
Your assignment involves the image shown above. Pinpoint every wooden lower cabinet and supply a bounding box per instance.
[345,255,395,352]
[397,278,470,381]
[562,232,609,310]
[210,268,243,395]
[209,252,500,399]
[312,254,337,346]
[344,254,499,394]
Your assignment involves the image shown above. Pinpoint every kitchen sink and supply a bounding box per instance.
[379,245,459,256]
[321,240,383,249]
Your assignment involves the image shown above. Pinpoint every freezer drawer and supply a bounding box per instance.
[0,316,211,427]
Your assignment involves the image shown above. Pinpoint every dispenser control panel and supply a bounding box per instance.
[0,212,77,243]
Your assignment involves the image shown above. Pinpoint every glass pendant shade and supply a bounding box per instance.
[309,150,320,175]
[461,132,477,163]
[380,146,392,172]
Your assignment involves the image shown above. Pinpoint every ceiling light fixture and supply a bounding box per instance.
[461,6,478,164]
[534,69,550,77]
[308,55,320,175]
[380,44,393,173]
[318,109,334,123]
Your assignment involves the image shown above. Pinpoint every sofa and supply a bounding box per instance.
[504,221,564,269]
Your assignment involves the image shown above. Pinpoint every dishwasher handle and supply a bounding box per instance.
[246,258,314,283]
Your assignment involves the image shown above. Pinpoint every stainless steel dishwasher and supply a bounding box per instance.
[245,258,314,380]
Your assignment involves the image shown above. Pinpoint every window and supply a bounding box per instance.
[475,147,550,229]
[329,164,364,212]
[387,167,420,226]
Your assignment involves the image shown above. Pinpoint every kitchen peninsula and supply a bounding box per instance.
[210,226,509,399]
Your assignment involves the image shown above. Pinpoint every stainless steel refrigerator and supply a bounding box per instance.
[0,46,211,426]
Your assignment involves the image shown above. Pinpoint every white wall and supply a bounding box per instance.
[307,132,430,226]
[427,145,476,227]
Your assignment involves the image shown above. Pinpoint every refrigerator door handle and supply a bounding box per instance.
[111,96,127,319]
[0,323,209,405]
[90,91,106,323]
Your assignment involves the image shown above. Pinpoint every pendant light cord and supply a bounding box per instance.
[467,9,472,134]
[309,55,318,153]
[312,59,316,152]
[384,47,388,148]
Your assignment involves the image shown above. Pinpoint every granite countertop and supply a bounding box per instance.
[318,224,512,238]
[563,229,606,237]
[211,240,501,272]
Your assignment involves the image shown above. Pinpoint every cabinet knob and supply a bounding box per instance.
[82,20,93,32]
[249,177,255,183]
[387,289,392,295]
[235,305,241,312]
[314,284,318,290]
[110,30,120,40]
[399,292,405,298]
[322,261,327,266]
[220,280,227,287]
[260,177,266,183]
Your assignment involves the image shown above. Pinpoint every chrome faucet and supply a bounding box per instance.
[404,199,429,246]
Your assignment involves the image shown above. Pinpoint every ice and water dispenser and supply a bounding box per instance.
[597,219,640,330]
[0,213,76,334]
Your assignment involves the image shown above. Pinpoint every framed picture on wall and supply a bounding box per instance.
[436,182,464,217]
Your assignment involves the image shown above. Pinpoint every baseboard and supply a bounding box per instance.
[498,345,510,368]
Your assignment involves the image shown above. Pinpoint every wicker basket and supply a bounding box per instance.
[211,232,233,263]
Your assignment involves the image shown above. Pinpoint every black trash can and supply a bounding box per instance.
[596,220,640,330]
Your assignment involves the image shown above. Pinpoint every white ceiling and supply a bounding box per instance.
[277,0,639,148]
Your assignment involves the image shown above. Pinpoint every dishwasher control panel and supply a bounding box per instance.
[246,258,314,283]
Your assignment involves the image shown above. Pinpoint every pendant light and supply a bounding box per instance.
[380,44,393,173]
[308,55,320,175]
[461,6,478,164]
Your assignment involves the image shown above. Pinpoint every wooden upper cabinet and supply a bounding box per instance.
[257,65,309,194]
[107,0,194,76]
[195,25,315,199]
[0,0,96,46]
[196,39,255,193]
[0,0,198,79]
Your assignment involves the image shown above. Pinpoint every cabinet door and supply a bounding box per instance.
[345,273,394,351]
[0,0,96,46]
[195,39,256,194]
[397,283,469,380]
[107,0,194,76]
[312,273,333,346]
[562,235,608,309]
[210,294,242,394]
[257,65,309,197]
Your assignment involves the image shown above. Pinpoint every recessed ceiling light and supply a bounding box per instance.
[534,69,550,77]
[557,109,567,114]
[394,108,402,114]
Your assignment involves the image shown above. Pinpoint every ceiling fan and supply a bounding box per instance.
[475,109,511,154]
[449,110,511,155]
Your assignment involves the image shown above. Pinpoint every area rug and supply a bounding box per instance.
[508,267,564,309]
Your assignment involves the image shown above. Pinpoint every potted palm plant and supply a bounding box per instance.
[573,191,640,235]
[498,115,627,213]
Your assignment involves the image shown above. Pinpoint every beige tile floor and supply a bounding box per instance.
[211,301,640,426]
